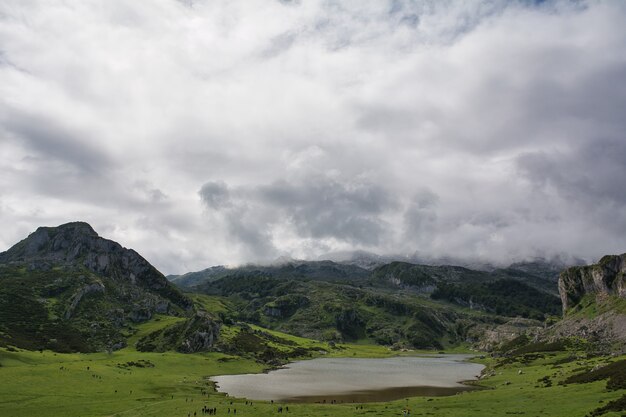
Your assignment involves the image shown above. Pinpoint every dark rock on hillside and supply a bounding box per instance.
[559,253,626,313]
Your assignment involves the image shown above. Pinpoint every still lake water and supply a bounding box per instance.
[211,355,484,403]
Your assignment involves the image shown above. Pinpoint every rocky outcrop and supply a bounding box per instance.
[470,318,543,351]
[178,313,221,353]
[558,254,626,313]
[136,312,221,353]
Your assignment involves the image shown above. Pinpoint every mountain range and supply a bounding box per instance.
[1,221,624,357]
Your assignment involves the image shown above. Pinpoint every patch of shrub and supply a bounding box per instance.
[587,394,626,416]
[117,359,155,369]
[551,355,577,366]
[565,360,626,390]
[509,339,571,356]
[432,279,561,319]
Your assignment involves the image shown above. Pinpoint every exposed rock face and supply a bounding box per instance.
[558,254,626,313]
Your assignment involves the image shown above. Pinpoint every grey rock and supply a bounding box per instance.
[178,313,221,353]
[558,253,626,313]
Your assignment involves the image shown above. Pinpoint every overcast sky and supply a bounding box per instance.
[1,0,626,274]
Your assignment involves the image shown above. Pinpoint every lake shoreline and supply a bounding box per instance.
[212,354,485,403]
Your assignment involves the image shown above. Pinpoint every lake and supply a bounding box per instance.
[211,355,484,403]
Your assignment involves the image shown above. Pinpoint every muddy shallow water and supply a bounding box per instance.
[211,355,484,403]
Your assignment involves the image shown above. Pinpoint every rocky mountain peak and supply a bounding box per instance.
[1,221,99,262]
[0,221,192,310]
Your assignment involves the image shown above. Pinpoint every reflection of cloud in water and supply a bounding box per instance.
[211,355,484,402]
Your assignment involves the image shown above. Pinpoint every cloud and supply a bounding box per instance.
[257,177,396,243]
[1,0,626,273]
[197,175,398,262]
[199,181,231,209]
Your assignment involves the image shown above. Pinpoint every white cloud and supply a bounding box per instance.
[1,0,625,273]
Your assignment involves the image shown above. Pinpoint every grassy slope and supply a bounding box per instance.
[0,264,190,353]
[125,315,187,348]
[2,331,625,417]
[568,294,626,319]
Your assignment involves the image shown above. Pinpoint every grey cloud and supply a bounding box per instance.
[199,182,277,261]
[403,193,438,240]
[2,1,626,272]
[517,138,626,205]
[258,178,394,245]
[261,30,301,58]
[199,177,396,253]
[199,181,231,209]
[2,106,111,176]
[353,2,626,157]
[226,211,277,261]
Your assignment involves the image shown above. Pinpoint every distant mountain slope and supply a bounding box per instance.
[507,258,573,281]
[371,261,492,290]
[166,255,572,351]
[174,255,568,296]
[0,222,193,352]
[195,273,500,349]
[172,257,563,328]
[371,261,559,294]
[316,250,393,270]
[171,260,370,288]
[191,271,558,350]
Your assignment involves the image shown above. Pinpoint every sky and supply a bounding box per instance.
[1,0,626,274]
